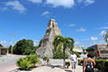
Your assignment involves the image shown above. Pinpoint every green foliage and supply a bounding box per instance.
[16,57,31,70]
[83,49,86,51]
[43,57,48,61]
[16,54,41,70]
[26,54,39,67]
[74,51,80,57]
[53,49,69,59]
[20,58,31,70]
[104,61,108,72]
[94,59,108,72]
[16,58,23,67]
[13,39,35,55]
[38,39,42,47]
[86,47,94,52]
[78,59,108,72]
[65,61,70,68]
[0,44,3,47]
[88,51,97,57]
[104,29,108,44]
[53,35,74,68]
[78,59,83,65]
[8,45,12,53]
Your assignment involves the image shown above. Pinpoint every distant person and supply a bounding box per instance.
[83,53,96,72]
[70,51,77,72]
[84,52,87,59]
[47,59,50,65]
[84,52,87,55]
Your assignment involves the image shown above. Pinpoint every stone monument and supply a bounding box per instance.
[36,19,62,57]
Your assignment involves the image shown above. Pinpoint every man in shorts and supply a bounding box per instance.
[70,51,77,72]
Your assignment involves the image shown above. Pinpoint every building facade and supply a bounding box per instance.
[0,47,8,55]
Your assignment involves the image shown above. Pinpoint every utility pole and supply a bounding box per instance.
[0,29,16,55]
[9,34,16,55]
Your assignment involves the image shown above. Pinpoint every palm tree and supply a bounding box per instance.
[53,35,74,68]
[104,29,108,46]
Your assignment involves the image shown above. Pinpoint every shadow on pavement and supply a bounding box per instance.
[47,65,64,69]
[65,70,72,72]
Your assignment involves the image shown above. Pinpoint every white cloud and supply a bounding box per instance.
[78,0,83,3]
[98,40,106,44]
[84,0,95,6]
[5,1,27,13]
[74,38,81,45]
[96,27,108,30]
[69,24,75,27]
[34,40,40,46]
[45,0,75,8]
[90,36,98,41]
[1,7,8,11]
[99,30,106,36]
[28,0,42,3]
[41,11,50,16]
[0,40,12,47]
[74,39,80,45]
[22,36,25,39]
[76,28,86,32]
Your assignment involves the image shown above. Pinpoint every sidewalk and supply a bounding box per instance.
[19,65,82,72]
[15,59,83,72]
[0,64,19,72]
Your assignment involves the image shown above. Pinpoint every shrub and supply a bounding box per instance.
[65,61,70,68]
[16,58,32,70]
[16,54,41,70]
[78,59,83,65]
[104,61,108,72]
[43,57,48,61]
[94,59,108,72]
[26,54,39,67]
[78,59,108,72]
[16,58,23,67]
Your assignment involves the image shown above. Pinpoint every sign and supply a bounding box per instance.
[73,46,83,52]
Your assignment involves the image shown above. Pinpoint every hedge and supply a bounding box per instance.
[78,59,108,72]
[94,59,108,72]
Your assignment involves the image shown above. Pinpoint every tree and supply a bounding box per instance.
[0,44,3,47]
[86,47,94,52]
[13,39,35,55]
[53,47,69,59]
[53,35,74,68]
[8,45,12,53]
[104,29,108,45]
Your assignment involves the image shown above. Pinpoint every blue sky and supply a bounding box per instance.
[0,0,108,49]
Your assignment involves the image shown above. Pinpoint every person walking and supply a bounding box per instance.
[83,53,96,72]
[70,51,77,72]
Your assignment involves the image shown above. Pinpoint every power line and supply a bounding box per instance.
[0,29,17,55]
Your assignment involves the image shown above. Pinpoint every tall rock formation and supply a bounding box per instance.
[36,19,62,57]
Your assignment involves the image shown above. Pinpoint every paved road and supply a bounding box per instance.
[0,55,85,72]
[0,54,25,72]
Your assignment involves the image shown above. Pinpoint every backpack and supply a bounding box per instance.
[85,59,93,72]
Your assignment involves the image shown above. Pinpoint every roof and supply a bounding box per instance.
[0,47,8,49]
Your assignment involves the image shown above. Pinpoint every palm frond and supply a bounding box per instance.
[58,42,63,51]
